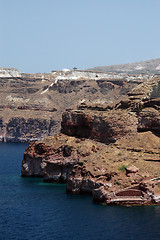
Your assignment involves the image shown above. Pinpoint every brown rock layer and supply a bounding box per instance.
[61,109,138,144]
[21,76,160,206]
[1,69,153,142]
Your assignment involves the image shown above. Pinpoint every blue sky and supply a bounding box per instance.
[1,0,160,73]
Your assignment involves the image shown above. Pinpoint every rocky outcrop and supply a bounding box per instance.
[138,108,160,134]
[96,80,115,94]
[67,170,156,206]
[22,134,80,180]
[66,164,115,195]
[49,80,86,93]
[21,76,160,206]
[22,133,99,181]
[66,155,160,206]
[61,77,160,144]
[22,130,160,206]
[61,109,138,144]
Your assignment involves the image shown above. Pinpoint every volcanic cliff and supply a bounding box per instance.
[0,68,153,142]
[22,76,160,206]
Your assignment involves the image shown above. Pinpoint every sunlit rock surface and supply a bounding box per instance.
[21,76,160,205]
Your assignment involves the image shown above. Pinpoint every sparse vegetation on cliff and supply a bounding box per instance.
[21,75,160,206]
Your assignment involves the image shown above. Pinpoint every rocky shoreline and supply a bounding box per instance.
[21,76,160,206]
[21,132,160,206]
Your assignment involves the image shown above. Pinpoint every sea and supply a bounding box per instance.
[0,143,160,240]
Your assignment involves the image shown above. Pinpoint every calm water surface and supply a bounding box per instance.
[0,143,160,240]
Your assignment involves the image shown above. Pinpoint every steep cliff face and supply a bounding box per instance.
[22,133,97,181]
[3,117,56,142]
[0,117,5,141]
[61,109,137,144]
[21,76,160,205]
[61,76,160,144]
[0,69,152,142]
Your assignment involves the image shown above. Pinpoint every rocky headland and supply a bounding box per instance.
[21,75,160,206]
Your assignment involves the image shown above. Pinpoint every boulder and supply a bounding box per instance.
[126,165,139,175]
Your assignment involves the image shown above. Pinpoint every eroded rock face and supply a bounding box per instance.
[22,140,79,182]
[66,160,160,206]
[21,76,160,206]
[138,108,160,134]
[21,142,52,177]
[92,187,110,203]
[0,70,145,142]
[66,164,115,195]
[21,131,160,205]
[96,80,115,94]
[61,109,138,144]
[49,80,86,93]
[4,118,56,142]
[22,134,98,182]
[61,77,160,144]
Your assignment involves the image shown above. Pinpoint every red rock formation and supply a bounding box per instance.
[22,137,80,182]
[61,109,138,144]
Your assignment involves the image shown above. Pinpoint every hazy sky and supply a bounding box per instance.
[1,0,160,73]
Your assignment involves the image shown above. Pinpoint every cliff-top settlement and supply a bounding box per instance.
[21,75,160,206]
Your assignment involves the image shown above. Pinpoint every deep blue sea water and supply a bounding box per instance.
[0,143,160,240]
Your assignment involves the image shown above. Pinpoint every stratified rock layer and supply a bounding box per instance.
[61,76,160,143]
[21,76,160,206]
[0,69,153,142]
[61,109,138,144]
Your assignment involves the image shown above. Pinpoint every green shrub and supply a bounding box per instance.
[80,160,85,165]
[118,164,127,172]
